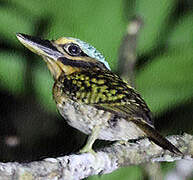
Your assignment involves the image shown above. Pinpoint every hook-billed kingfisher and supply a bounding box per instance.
[16,33,181,154]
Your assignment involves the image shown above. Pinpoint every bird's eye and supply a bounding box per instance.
[67,43,82,56]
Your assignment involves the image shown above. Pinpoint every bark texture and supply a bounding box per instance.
[0,133,192,180]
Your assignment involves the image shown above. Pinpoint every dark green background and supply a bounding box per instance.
[0,0,193,179]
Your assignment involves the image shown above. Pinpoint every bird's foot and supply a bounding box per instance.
[79,146,96,156]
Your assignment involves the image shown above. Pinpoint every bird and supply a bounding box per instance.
[16,33,182,154]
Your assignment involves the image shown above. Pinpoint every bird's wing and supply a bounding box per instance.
[96,102,151,122]
[94,95,153,126]
[66,69,153,126]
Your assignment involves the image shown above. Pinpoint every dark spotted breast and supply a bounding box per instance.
[56,68,153,126]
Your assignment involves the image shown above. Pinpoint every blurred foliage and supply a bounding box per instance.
[91,166,142,180]
[0,0,193,179]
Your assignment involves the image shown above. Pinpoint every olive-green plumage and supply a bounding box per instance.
[56,68,152,123]
[16,33,182,154]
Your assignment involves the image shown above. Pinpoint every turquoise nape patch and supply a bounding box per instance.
[67,37,111,70]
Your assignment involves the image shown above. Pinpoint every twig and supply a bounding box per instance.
[118,16,143,87]
[0,133,192,180]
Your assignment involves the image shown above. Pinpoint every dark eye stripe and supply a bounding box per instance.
[58,56,109,70]
[80,51,89,57]
[58,57,96,68]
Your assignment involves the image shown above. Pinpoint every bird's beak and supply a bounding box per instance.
[16,33,64,79]
[16,33,63,61]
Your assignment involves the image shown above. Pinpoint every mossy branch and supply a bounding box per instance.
[0,133,192,180]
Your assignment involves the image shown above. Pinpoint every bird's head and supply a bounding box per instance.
[16,33,110,80]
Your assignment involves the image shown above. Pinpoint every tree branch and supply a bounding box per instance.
[118,16,143,87]
[0,133,192,180]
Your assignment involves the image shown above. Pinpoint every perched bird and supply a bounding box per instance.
[16,33,181,154]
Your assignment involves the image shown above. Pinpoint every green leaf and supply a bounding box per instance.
[11,0,45,16]
[0,53,26,94]
[135,0,175,54]
[136,45,193,115]
[161,162,175,175]
[88,166,142,180]
[0,7,33,44]
[168,13,193,46]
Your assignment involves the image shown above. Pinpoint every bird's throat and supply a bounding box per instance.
[44,57,81,80]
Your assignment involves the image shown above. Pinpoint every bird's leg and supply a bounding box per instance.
[79,125,101,154]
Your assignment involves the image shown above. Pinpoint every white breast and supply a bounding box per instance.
[57,98,145,141]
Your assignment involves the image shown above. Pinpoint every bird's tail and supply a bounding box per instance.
[132,119,182,155]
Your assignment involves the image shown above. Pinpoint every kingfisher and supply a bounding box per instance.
[16,33,181,154]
